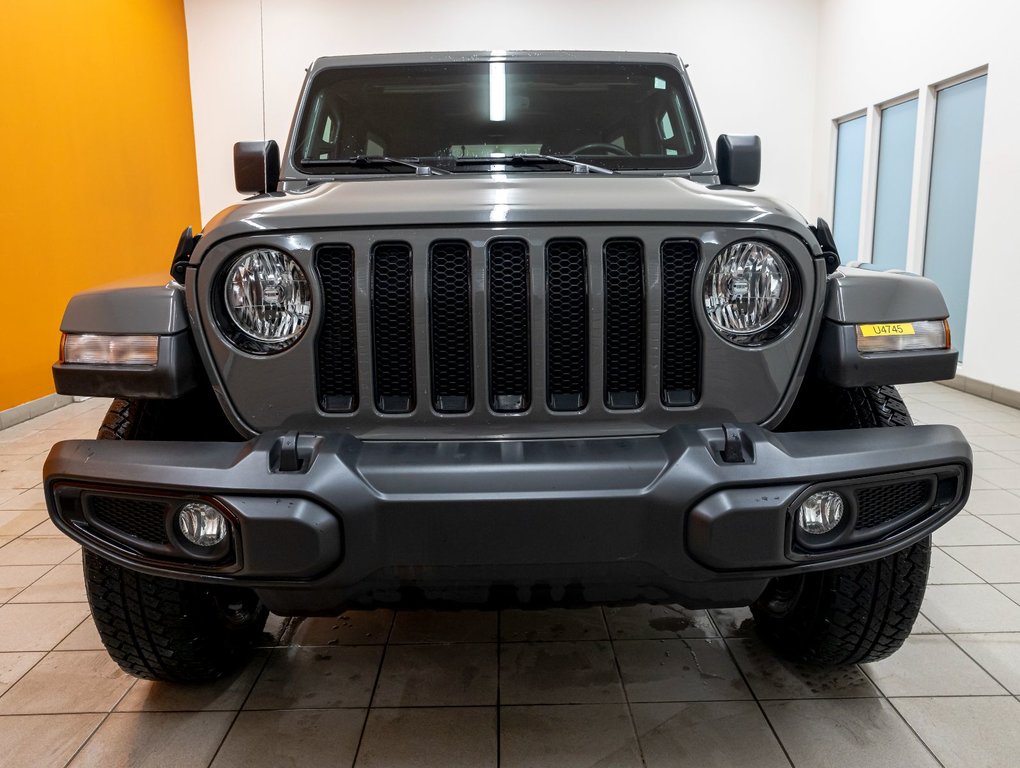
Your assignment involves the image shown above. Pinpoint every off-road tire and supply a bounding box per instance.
[752,383,931,665]
[84,550,268,682]
[84,397,267,682]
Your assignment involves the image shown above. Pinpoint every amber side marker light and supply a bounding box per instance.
[855,320,950,353]
[60,334,159,365]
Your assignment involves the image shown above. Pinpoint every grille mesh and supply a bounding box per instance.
[315,245,358,412]
[855,480,933,530]
[660,239,700,406]
[487,239,531,411]
[88,496,170,545]
[603,239,645,408]
[546,239,588,410]
[371,243,415,412]
[429,241,473,412]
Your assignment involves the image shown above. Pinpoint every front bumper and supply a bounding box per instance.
[44,424,971,612]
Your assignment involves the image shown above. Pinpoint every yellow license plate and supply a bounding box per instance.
[859,323,915,337]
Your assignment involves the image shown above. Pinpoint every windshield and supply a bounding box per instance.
[293,60,705,173]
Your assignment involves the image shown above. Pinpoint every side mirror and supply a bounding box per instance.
[233,140,280,194]
[716,134,761,187]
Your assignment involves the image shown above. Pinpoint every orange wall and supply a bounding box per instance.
[0,0,201,411]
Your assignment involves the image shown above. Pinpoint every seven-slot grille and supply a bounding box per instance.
[315,237,700,416]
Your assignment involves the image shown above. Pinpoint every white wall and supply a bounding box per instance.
[183,0,820,223]
[811,0,1020,391]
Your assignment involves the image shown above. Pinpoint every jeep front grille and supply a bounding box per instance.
[314,234,701,417]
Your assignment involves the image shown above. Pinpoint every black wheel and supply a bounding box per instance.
[84,549,267,682]
[85,396,266,682]
[752,382,931,665]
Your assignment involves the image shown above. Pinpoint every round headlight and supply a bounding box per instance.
[223,249,311,350]
[703,241,792,344]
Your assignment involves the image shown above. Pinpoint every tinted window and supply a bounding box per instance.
[294,61,704,171]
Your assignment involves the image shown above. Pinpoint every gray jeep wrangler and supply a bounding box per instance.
[45,51,971,682]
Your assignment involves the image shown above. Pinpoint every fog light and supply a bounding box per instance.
[177,502,228,547]
[798,491,845,535]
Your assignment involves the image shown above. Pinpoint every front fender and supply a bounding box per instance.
[52,282,201,399]
[810,267,958,387]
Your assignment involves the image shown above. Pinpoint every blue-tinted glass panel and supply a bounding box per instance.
[833,115,866,261]
[872,99,918,270]
[923,75,987,358]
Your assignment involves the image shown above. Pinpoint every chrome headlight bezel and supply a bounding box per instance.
[702,239,799,347]
[217,248,312,354]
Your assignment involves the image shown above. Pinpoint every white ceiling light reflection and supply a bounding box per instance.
[489,60,506,121]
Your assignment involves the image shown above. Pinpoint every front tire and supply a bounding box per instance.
[84,396,266,682]
[752,383,931,665]
[84,550,268,682]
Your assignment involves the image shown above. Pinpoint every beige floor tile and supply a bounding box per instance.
[633,701,789,768]
[68,711,235,768]
[971,434,1020,452]
[964,489,1020,515]
[245,645,381,710]
[764,698,939,768]
[0,650,133,714]
[356,707,495,768]
[23,519,64,538]
[727,637,879,698]
[604,604,717,639]
[996,583,1020,606]
[892,696,1020,768]
[0,489,46,512]
[922,584,1020,632]
[862,634,1006,696]
[614,638,751,702]
[0,602,90,651]
[0,537,78,566]
[941,545,1020,583]
[389,609,497,643]
[707,607,755,637]
[500,641,623,705]
[934,515,1016,546]
[213,708,366,768]
[976,469,1020,489]
[500,607,608,642]
[973,452,1019,473]
[117,651,266,712]
[912,613,941,634]
[983,514,1020,541]
[372,643,496,707]
[11,563,86,603]
[0,713,103,768]
[929,547,982,584]
[500,704,642,768]
[0,469,42,491]
[282,610,394,646]
[55,617,104,651]
[0,652,45,696]
[0,509,47,538]
[951,633,1020,694]
[0,564,50,603]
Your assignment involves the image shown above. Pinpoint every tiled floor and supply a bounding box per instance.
[2,383,1020,767]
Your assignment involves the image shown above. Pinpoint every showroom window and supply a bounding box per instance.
[832,114,867,261]
[871,98,918,271]
[922,74,987,357]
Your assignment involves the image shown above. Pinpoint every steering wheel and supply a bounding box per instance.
[568,142,632,156]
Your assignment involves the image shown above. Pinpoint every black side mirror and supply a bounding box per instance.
[716,134,761,187]
[233,140,281,194]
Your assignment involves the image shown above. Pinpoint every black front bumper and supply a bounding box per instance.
[44,424,971,613]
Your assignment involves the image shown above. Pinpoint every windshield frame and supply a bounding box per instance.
[282,50,716,183]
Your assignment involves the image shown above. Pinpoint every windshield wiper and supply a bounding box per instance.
[300,156,447,175]
[453,154,614,175]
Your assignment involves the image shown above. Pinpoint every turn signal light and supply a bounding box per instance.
[856,320,949,353]
[60,334,159,365]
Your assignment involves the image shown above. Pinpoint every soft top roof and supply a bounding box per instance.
[308,50,685,72]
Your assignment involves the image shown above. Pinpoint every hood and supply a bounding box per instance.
[200,174,815,247]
